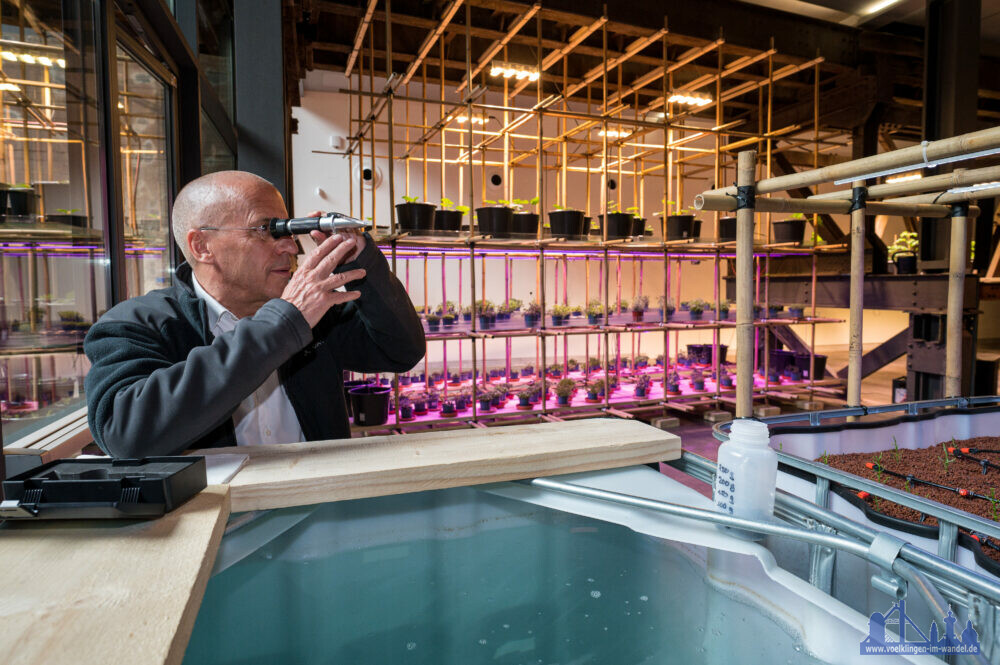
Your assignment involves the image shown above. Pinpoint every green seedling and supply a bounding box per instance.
[401,195,420,203]
[939,442,954,473]
[455,205,470,215]
[892,436,901,462]
[820,451,829,465]
[872,496,881,512]
[440,197,454,209]
[483,199,496,205]
[872,452,885,483]
[789,212,806,220]
[989,488,999,521]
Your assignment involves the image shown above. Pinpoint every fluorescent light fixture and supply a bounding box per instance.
[117,101,124,109]
[37,56,52,66]
[56,58,66,68]
[456,114,488,125]
[667,93,712,107]
[0,52,16,62]
[0,51,63,67]
[490,61,539,83]
[864,0,902,14]
[885,172,921,183]
[833,146,1000,185]
[0,83,20,92]
[18,53,35,64]
[598,129,627,139]
[946,181,1000,195]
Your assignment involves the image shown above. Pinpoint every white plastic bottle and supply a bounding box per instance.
[713,418,777,534]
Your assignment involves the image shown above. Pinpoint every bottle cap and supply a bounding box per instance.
[729,418,770,446]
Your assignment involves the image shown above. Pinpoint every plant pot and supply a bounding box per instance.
[666,384,680,395]
[509,370,520,380]
[440,402,457,417]
[8,188,35,216]
[634,388,646,398]
[769,349,796,377]
[551,314,565,326]
[427,320,440,332]
[511,212,538,235]
[548,210,585,237]
[479,315,492,330]
[599,213,635,239]
[768,307,783,319]
[399,375,412,386]
[518,395,531,407]
[399,405,414,421]
[718,216,737,242]
[692,380,705,391]
[395,202,436,232]
[688,310,703,320]
[435,209,463,231]
[478,398,492,412]
[343,379,372,417]
[442,317,456,327]
[524,313,539,327]
[720,377,734,388]
[632,217,646,236]
[476,206,513,237]
[587,313,600,325]
[664,214,695,240]
[455,397,467,410]
[788,307,805,319]
[894,253,917,275]
[462,313,472,322]
[349,385,391,426]
[557,395,570,405]
[631,310,644,323]
[773,218,806,244]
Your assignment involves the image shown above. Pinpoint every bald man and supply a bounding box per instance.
[84,171,425,457]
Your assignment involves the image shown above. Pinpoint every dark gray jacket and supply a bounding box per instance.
[84,236,424,457]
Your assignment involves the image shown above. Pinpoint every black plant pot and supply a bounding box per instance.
[719,216,737,242]
[665,214,695,240]
[8,188,35,216]
[773,219,806,244]
[349,385,391,426]
[435,209,463,231]
[794,352,827,379]
[343,379,373,418]
[768,350,796,377]
[599,213,635,239]
[476,206,513,237]
[894,254,917,275]
[548,210,585,237]
[632,217,646,236]
[395,202,436,232]
[512,212,538,235]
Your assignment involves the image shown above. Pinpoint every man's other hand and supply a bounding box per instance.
[304,210,366,262]
[281,233,366,328]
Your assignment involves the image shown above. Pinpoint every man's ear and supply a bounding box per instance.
[187,228,214,264]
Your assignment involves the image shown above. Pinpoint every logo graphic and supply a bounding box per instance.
[860,599,980,656]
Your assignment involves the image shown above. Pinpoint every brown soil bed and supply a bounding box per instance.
[820,436,1000,566]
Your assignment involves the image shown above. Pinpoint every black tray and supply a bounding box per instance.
[0,456,207,520]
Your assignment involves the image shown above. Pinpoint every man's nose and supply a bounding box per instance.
[274,236,298,255]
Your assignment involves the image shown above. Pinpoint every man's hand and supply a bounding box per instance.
[281,233,366,328]
[303,210,366,262]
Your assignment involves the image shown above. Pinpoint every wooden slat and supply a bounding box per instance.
[3,406,86,450]
[203,419,680,512]
[0,486,230,665]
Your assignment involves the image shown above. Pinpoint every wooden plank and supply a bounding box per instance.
[3,406,86,450]
[203,419,680,512]
[0,486,230,665]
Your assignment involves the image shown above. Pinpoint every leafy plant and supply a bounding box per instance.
[551,303,573,317]
[511,196,540,213]
[524,300,542,316]
[989,488,999,521]
[425,312,440,323]
[507,298,523,311]
[554,377,577,398]
[586,299,604,318]
[635,374,651,391]
[625,205,639,217]
[871,452,884,483]
[891,436,901,463]
[401,195,420,203]
[657,295,675,314]
[789,212,806,220]
[476,299,495,315]
[687,300,704,315]
[630,294,649,312]
[821,451,829,465]
[888,230,919,260]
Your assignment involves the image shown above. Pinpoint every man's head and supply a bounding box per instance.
[172,171,299,318]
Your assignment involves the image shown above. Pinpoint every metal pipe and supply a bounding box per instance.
[736,149,756,417]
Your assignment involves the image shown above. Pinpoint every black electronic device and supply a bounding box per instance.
[268,212,367,238]
[0,456,206,520]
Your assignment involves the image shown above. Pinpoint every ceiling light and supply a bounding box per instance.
[864,0,902,14]
[1,52,16,62]
[0,83,20,92]
[18,54,35,64]
[490,61,539,83]
[37,56,52,67]
[668,93,712,107]
[885,172,921,183]
[456,114,488,125]
[57,58,66,68]
[599,129,626,139]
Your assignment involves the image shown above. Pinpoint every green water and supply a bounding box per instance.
[184,489,824,664]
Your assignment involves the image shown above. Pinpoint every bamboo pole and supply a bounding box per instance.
[811,164,1000,201]
[883,185,1000,205]
[704,125,1000,197]
[735,149,756,418]
[946,205,968,397]
[694,192,972,219]
[847,180,865,408]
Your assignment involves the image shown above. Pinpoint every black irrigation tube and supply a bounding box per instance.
[948,448,1000,475]
[865,462,997,504]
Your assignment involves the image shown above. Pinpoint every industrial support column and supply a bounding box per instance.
[735,150,757,418]
[945,203,969,397]
[847,181,867,408]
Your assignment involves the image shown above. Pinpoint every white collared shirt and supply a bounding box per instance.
[191,273,305,446]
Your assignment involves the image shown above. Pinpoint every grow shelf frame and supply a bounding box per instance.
[340,2,851,433]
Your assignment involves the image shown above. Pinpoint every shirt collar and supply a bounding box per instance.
[190,271,238,331]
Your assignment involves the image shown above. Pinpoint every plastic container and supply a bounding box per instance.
[714,419,777,535]
[349,385,391,426]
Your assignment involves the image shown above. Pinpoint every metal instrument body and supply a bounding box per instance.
[269,213,368,238]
